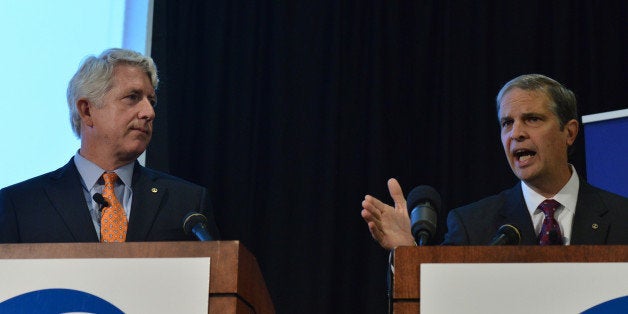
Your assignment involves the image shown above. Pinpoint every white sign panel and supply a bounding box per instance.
[421,263,628,314]
[0,258,210,313]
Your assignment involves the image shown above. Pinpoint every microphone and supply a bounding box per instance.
[489,224,521,245]
[92,193,109,219]
[183,212,214,241]
[406,185,441,246]
[548,230,562,245]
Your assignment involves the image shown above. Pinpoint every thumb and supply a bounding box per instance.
[387,178,407,211]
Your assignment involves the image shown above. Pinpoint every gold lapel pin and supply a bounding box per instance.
[151,188,158,193]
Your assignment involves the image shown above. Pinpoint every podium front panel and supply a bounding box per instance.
[421,262,628,314]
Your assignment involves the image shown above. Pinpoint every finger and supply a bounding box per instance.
[367,221,384,241]
[362,208,384,230]
[361,207,384,232]
[360,208,377,222]
[387,178,407,210]
[361,210,380,235]
[363,195,386,217]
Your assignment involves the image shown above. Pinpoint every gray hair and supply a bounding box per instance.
[495,74,578,129]
[66,48,159,138]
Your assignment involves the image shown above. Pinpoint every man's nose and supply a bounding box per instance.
[138,98,155,121]
[510,120,527,141]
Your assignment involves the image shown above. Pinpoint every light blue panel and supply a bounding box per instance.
[123,0,151,54]
[0,0,149,188]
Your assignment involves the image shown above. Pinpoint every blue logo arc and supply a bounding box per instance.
[0,288,124,313]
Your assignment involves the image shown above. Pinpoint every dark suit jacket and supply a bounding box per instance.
[443,181,628,245]
[0,158,220,243]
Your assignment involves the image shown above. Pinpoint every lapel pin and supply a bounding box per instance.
[591,223,598,230]
[151,188,158,193]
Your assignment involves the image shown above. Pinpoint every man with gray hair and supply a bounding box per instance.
[0,48,220,243]
[361,74,628,248]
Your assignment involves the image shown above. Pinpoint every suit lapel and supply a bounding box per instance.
[497,183,538,245]
[44,159,99,242]
[571,182,610,244]
[126,163,166,241]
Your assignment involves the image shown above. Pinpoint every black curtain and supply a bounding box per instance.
[149,1,626,313]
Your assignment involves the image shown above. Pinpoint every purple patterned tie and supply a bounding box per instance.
[537,199,563,245]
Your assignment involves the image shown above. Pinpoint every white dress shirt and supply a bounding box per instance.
[521,165,579,245]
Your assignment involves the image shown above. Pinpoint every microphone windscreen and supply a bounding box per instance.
[406,185,441,211]
[548,229,561,244]
[92,193,109,207]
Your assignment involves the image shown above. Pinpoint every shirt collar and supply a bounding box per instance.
[522,164,580,215]
[73,151,135,190]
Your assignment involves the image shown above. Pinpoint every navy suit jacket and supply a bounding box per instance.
[443,181,628,245]
[0,158,220,243]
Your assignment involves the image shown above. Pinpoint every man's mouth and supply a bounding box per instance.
[131,126,150,134]
[514,149,536,162]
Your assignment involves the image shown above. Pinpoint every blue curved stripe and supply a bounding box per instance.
[0,288,124,313]
[582,295,628,313]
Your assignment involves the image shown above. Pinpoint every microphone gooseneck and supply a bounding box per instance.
[489,224,521,245]
[183,212,214,242]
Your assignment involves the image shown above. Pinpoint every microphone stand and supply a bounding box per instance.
[386,250,394,314]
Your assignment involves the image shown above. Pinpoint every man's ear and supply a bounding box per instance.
[76,99,94,127]
[565,119,579,146]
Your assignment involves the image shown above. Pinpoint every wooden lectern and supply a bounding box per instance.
[392,245,628,313]
[0,241,274,314]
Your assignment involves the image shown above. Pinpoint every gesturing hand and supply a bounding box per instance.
[361,178,415,250]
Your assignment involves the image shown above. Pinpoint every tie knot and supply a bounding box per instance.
[538,199,561,216]
[102,172,119,185]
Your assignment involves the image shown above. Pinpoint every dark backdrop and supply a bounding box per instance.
[148,1,626,313]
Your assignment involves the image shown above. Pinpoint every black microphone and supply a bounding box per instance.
[548,230,562,245]
[406,185,441,246]
[489,224,521,245]
[183,212,214,241]
[92,193,109,219]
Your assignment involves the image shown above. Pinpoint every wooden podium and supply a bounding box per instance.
[0,241,274,314]
[392,245,628,313]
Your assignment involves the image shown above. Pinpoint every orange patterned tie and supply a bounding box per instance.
[100,172,128,242]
